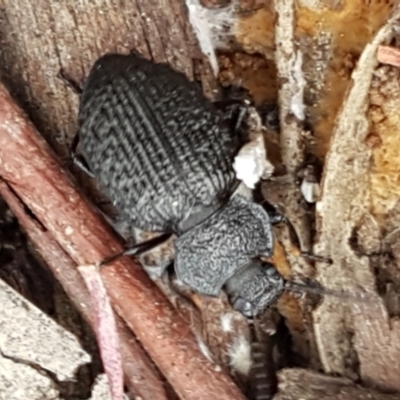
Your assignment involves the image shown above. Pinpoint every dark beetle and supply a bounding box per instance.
[77,52,284,317]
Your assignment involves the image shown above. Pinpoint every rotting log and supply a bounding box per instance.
[313,6,400,392]
[0,81,245,400]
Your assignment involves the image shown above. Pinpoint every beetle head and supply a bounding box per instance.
[225,259,285,317]
[175,195,274,294]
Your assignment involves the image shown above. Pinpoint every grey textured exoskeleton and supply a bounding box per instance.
[77,52,285,317]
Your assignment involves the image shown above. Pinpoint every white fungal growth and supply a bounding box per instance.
[290,51,306,121]
[202,2,237,49]
[185,0,237,76]
[301,179,321,203]
[300,164,321,203]
[228,335,253,376]
[233,107,274,189]
[233,134,271,189]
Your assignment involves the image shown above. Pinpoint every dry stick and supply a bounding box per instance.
[0,182,169,400]
[273,0,311,252]
[0,83,245,400]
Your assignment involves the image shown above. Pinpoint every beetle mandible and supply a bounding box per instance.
[77,52,284,317]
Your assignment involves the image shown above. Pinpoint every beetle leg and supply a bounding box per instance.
[129,48,145,58]
[101,232,173,266]
[256,103,280,132]
[57,69,83,95]
[72,155,95,178]
[300,252,332,264]
[232,104,249,134]
[214,99,251,142]
[269,210,286,225]
[69,130,95,178]
[57,70,94,177]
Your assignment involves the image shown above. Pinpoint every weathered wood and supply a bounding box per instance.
[274,369,400,400]
[0,183,169,400]
[313,6,400,392]
[271,0,311,252]
[0,0,217,158]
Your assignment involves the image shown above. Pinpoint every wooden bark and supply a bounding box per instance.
[271,0,311,252]
[313,6,400,392]
[260,0,318,371]
[0,0,217,159]
[273,369,400,400]
[0,81,245,399]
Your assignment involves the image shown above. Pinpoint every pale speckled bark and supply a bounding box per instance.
[271,0,311,252]
[0,161,170,400]
[273,369,400,400]
[261,0,319,375]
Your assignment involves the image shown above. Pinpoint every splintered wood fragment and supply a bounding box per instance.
[273,369,400,400]
[275,0,306,163]
[0,83,245,400]
[271,0,311,252]
[0,278,90,382]
[0,182,168,400]
[262,0,317,371]
[78,264,124,400]
[377,45,400,67]
[313,6,400,392]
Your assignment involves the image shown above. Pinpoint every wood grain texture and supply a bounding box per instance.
[0,0,217,157]
[270,0,312,253]
[274,369,400,400]
[313,6,400,392]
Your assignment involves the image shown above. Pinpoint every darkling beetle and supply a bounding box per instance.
[71,52,285,318]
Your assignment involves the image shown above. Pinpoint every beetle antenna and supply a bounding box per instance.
[101,233,172,267]
[284,280,374,304]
